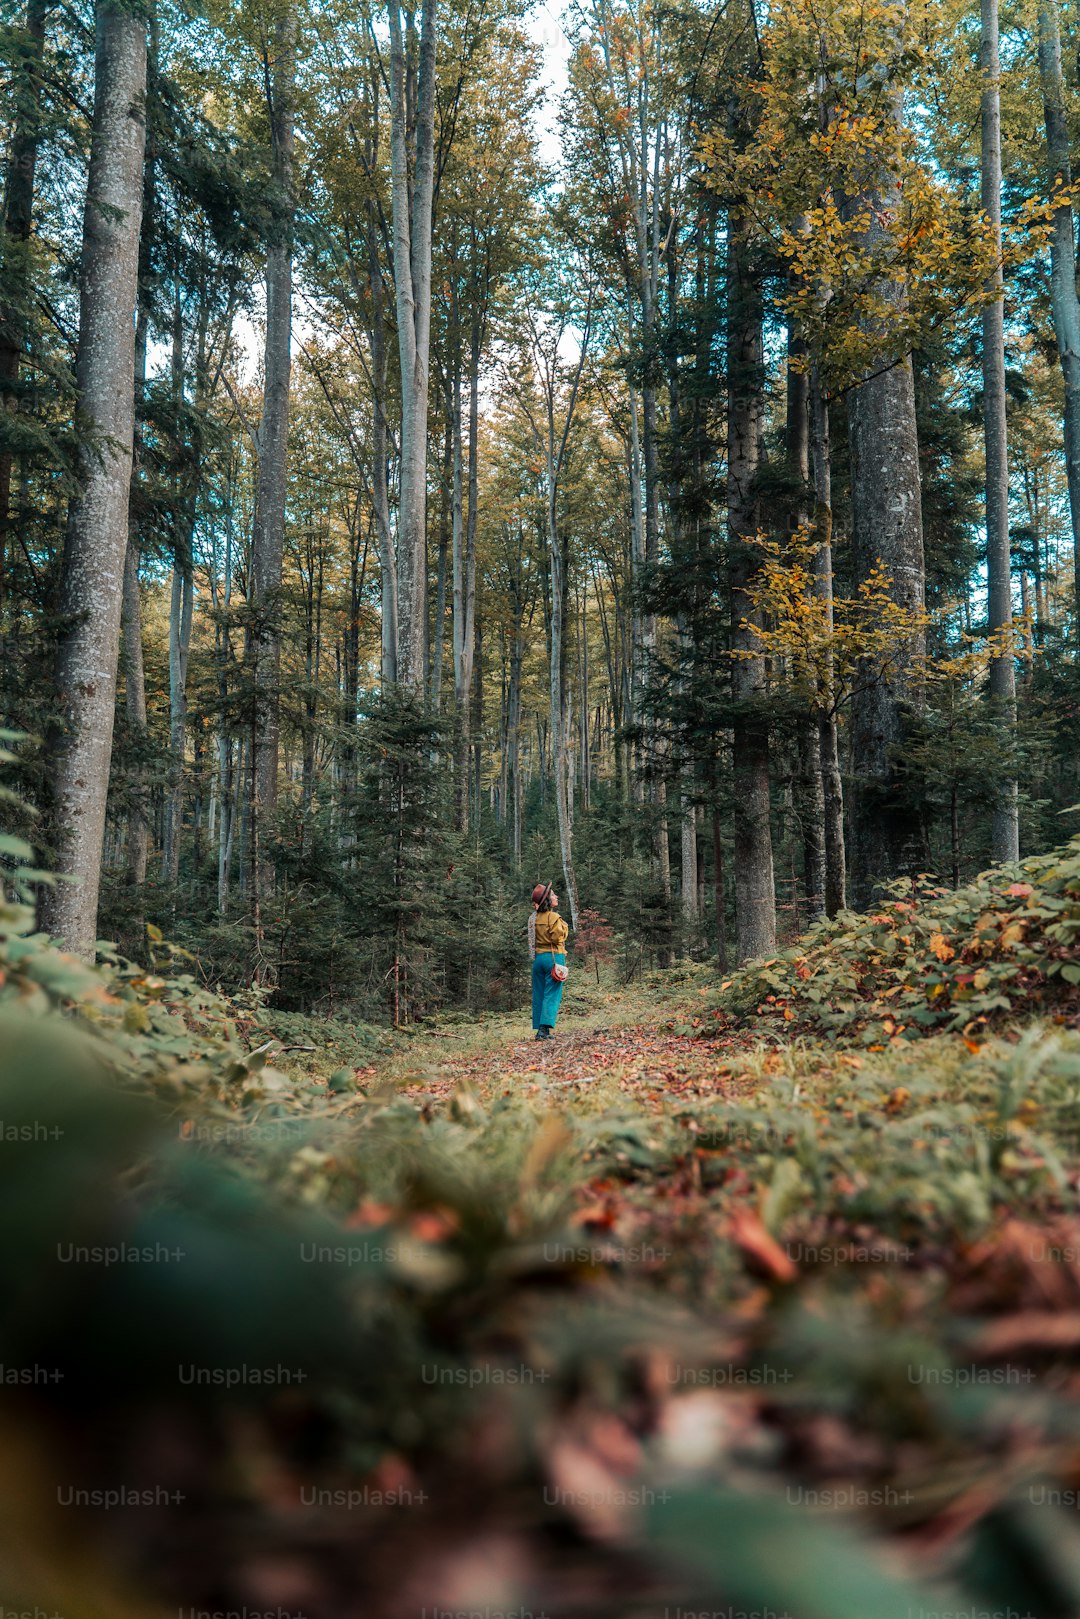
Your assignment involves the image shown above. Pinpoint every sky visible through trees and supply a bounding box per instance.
[7,5,1080,1614]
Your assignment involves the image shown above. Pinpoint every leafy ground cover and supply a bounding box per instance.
[715,829,1080,1044]
[5,852,1080,1616]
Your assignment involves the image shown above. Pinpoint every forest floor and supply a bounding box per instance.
[7,847,1080,1618]
[396,974,759,1109]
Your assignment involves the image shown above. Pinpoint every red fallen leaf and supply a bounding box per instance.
[409,1208,459,1241]
[1006,882,1034,897]
[344,1198,397,1229]
[574,1202,617,1230]
[729,1207,798,1283]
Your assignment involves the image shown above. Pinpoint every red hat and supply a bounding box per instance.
[532,882,552,905]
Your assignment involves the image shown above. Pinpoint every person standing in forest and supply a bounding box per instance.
[530,882,569,1040]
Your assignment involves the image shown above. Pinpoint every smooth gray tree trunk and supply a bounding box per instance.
[40,2,146,956]
[388,0,436,690]
[727,214,776,962]
[453,316,480,830]
[365,118,397,687]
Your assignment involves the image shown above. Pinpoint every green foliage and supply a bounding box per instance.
[720,833,1080,1040]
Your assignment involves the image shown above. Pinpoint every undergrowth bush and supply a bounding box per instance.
[718,831,1080,1041]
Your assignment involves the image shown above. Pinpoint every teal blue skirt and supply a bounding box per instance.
[532,952,566,1030]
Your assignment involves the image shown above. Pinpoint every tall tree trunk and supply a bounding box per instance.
[249,8,295,912]
[366,161,397,686]
[626,364,645,789]
[982,0,1019,862]
[452,301,479,830]
[472,613,483,822]
[0,0,50,606]
[388,0,436,690]
[508,595,525,865]
[121,25,156,901]
[847,359,925,907]
[727,213,776,962]
[1036,0,1080,632]
[162,282,193,886]
[680,785,698,928]
[217,487,235,911]
[810,369,846,915]
[788,328,826,923]
[547,507,580,928]
[846,92,927,911]
[39,1,147,955]
[163,562,193,883]
[122,535,148,889]
[431,408,451,706]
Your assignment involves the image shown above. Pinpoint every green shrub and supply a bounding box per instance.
[719,832,1080,1040]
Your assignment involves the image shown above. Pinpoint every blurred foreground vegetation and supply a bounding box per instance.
[3,829,1080,1616]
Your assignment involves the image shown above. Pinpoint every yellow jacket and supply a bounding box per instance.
[534,909,569,954]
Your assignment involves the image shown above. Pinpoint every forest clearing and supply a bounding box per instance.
[5,0,1080,1610]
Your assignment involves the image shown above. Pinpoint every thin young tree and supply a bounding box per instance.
[981,0,1019,861]
[514,277,594,932]
[249,4,296,909]
[727,205,776,961]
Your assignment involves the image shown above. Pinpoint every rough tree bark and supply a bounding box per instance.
[39,1,147,956]
[982,0,1019,862]
[1036,0,1080,632]
[846,123,927,909]
[787,328,826,922]
[388,0,436,690]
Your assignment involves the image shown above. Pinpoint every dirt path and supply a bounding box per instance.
[400,1018,764,1114]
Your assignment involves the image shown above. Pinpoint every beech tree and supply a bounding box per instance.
[388,0,437,690]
